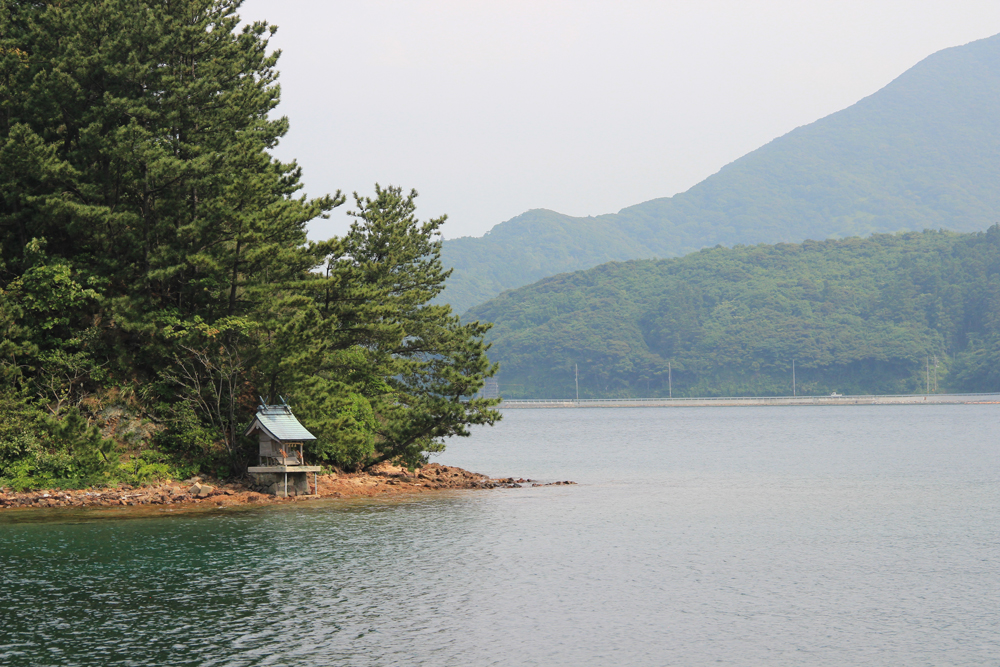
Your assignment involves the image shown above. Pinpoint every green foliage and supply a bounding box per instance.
[117,449,197,487]
[293,380,379,468]
[0,394,195,490]
[949,334,1000,391]
[0,277,36,384]
[468,227,1000,397]
[337,186,501,469]
[0,1,499,485]
[442,34,1000,313]
[42,408,119,478]
[152,401,217,467]
[0,398,118,491]
[0,394,45,476]
[270,186,502,470]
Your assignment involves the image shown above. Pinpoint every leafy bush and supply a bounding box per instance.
[117,449,197,486]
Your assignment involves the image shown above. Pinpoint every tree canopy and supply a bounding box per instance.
[0,0,499,490]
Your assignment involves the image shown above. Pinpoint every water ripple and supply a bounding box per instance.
[2,406,999,665]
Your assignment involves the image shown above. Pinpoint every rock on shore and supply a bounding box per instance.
[0,463,572,512]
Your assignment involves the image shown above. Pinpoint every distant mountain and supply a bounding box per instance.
[442,33,1000,314]
[466,227,1000,398]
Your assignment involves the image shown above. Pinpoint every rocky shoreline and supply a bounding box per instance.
[0,462,576,512]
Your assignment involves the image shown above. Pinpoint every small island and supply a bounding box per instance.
[0,3,501,496]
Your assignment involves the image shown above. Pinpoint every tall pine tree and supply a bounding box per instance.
[1,1,500,480]
[0,0,339,385]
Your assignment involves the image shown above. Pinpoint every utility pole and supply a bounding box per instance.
[668,361,672,399]
[926,356,930,394]
[792,359,796,397]
[575,363,579,402]
[934,355,938,392]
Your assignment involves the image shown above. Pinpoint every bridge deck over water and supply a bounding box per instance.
[498,393,1000,408]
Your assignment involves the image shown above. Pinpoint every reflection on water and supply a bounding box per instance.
[2,406,999,666]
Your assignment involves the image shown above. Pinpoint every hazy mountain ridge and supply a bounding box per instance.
[466,228,1000,398]
[442,33,1000,314]
[441,208,654,314]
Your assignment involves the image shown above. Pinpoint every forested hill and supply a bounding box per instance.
[443,33,1000,314]
[466,228,1000,398]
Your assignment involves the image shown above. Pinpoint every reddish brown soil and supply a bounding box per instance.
[0,462,575,512]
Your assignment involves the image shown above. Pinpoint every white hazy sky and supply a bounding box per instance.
[239,0,1000,241]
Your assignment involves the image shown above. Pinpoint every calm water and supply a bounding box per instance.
[2,406,999,666]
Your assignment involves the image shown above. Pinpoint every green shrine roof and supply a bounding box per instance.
[244,405,316,442]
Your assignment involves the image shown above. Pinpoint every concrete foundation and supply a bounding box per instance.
[247,465,321,497]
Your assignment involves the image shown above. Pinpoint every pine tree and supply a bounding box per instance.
[0,0,340,384]
[1,2,501,479]
[336,186,501,469]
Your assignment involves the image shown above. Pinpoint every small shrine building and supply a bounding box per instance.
[245,402,321,497]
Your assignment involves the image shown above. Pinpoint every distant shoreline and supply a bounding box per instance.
[498,393,1000,409]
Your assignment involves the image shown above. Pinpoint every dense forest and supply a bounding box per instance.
[443,32,1000,313]
[467,228,1000,398]
[0,0,499,491]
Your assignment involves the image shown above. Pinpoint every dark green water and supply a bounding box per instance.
[2,405,999,666]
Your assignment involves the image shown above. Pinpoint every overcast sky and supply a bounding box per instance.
[239,0,1000,241]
